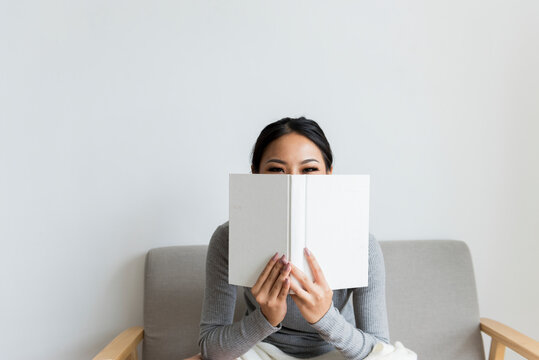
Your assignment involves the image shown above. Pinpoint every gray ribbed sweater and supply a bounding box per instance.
[198,221,390,360]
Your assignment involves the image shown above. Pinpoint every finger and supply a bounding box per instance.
[260,255,285,294]
[251,252,279,294]
[290,262,314,292]
[288,278,309,299]
[269,262,291,299]
[304,248,328,285]
[278,277,291,299]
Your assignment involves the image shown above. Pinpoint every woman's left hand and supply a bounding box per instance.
[289,248,334,324]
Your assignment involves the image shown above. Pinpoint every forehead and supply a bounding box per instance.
[261,132,324,161]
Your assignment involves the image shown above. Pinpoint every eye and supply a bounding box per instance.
[268,167,285,172]
[303,167,319,173]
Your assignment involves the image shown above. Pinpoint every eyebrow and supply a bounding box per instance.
[265,158,320,165]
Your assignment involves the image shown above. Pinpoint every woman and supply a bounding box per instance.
[198,117,390,360]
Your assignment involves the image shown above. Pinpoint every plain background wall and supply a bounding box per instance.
[1,1,537,359]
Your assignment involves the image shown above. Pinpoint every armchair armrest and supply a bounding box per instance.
[93,326,144,360]
[480,318,539,360]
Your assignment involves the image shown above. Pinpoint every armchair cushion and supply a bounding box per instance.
[383,240,485,359]
[142,240,485,360]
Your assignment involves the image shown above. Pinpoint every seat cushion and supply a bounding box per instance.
[143,240,485,360]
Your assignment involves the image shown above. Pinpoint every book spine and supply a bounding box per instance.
[287,175,291,261]
[289,175,306,269]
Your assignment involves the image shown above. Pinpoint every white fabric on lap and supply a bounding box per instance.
[363,341,417,360]
[237,341,416,360]
[237,342,344,360]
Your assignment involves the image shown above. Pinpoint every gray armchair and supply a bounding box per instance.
[93,240,539,360]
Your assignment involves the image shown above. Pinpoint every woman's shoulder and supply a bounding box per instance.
[208,220,230,250]
[368,232,380,250]
[215,219,229,234]
[367,232,385,264]
[368,232,380,247]
[367,232,385,269]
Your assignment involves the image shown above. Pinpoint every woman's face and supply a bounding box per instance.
[252,132,333,175]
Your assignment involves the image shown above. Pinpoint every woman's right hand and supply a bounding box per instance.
[250,253,292,327]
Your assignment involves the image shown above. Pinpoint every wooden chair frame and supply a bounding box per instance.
[93,318,539,360]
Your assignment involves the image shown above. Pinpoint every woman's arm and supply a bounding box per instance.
[291,234,390,360]
[351,233,390,344]
[198,223,282,360]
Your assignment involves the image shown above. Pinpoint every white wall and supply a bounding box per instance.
[1,1,537,359]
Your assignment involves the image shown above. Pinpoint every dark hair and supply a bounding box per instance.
[250,117,333,173]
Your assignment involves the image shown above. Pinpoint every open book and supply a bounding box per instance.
[229,174,370,290]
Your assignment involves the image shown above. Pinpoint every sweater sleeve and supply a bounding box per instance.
[198,223,280,360]
[309,233,390,360]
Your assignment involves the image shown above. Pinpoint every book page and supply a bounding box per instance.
[304,174,370,290]
[229,174,289,288]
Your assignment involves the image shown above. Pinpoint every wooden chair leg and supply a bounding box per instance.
[489,339,506,360]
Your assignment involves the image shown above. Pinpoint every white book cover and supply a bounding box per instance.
[229,174,370,290]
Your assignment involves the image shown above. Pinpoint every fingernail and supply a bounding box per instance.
[272,252,279,261]
[280,255,287,264]
[281,263,291,273]
[304,247,311,257]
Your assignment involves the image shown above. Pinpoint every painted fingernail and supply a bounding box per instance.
[280,254,287,264]
[281,263,291,273]
[304,247,311,257]
[272,252,279,261]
